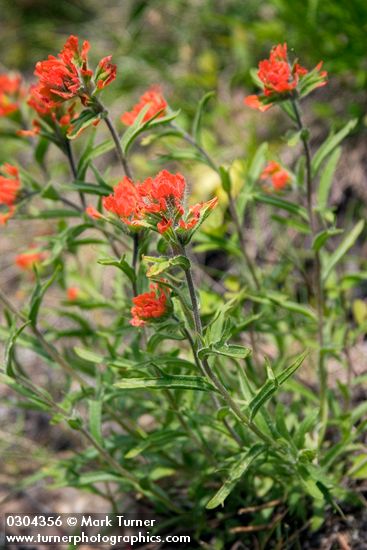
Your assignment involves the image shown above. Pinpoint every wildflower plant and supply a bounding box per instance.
[0,37,366,546]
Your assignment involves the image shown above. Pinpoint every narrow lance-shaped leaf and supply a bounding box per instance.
[88,399,103,446]
[248,351,308,421]
[5,321,31,377]
[316,147,341,212]
[29,266,61,325]
[206,444,265,509]
[121,105,180,155]
[323,220,365,282]
[115,374,218,392]
[198,343,251,361]
[192,91,215,144]
[254,192,308,221]
[312,119,357,177]
[74,347,104,364]
[144,255,190,277]
[312,228,343,252]
[98,256,136,284]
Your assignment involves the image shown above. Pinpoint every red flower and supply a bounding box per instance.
[103,170,218,239]
[67,287,79,300]
[95,56,117,90]
[244,43,327,111]
[102,177,140,224]
[244,95,272,112]
[130,284,169,327]
[18,85,79,138]
[85,205,103,219]
[15,250,46,270]
[138,170,185,214]
[260,161,291,190]
[0,163,21,224]
[0,73,24,117]
[32,35,116,111]
[121,86,167,126]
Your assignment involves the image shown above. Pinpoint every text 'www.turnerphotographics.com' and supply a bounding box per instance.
[3,514,191,547]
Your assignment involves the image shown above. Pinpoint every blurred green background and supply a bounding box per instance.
[1,0,366,110]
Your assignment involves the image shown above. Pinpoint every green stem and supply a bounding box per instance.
[64,138,86,209]
[179,246,275,448]
[291,98,327,435]
[95,100,140,295]
[171,121,260,289]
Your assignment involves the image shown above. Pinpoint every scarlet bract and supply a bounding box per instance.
[0,163,21,224]
[121,86,167,126]
[130,284,169,326]
[32,35,116,111]
[103,170,217,239]
[244,42,327,111]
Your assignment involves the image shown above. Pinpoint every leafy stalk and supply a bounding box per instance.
[170,121,260,289]
[291,97,327,436]
[178,245,277,449]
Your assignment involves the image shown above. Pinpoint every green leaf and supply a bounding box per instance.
[78,138,115,177]
[312,119,357,177]
[248,352,307,421]
[144,255,190,277]
[98,256,136,283]
[192,91,215,144]
[125,429,185,459]
[41,183,60,201]
[198,344,251,360]
[74,347,104,364]
[64,181,111,196]
[5,321,31,377]
[286,130,302,147]
[114,375,217,392]
[312,228,343,252]
[219,166,231,193]
[206,444,265,509]
[121,105,180,154]
[28,266,61,325]
[19,209,80,220]
[267,293,317,321]
[67,110,101,140]
[88,399,103,446]
[35,137,50,166]
[323,220,365,282]
[254,192,308,220]
[317,147,341,211]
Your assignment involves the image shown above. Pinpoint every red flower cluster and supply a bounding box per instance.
[121,86,167,126]
[260,161,291,190]
[102,177,140,224]
[103,170,218,239]
[18,85,78,138]
[245,43,327,112]
[15,250,46,270]
[0,74,24,117]
[130,284,169,327]
[32,35,116,111]
[0,164,21,224]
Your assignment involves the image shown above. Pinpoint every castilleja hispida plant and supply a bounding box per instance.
[0,36,365,545]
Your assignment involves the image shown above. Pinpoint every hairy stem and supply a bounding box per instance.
[291,98,327,434]
[171,122,259,289]
[94,100,140,295]
[103,114,134,180]
[64,138,86,208]
[179,246,275,448]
